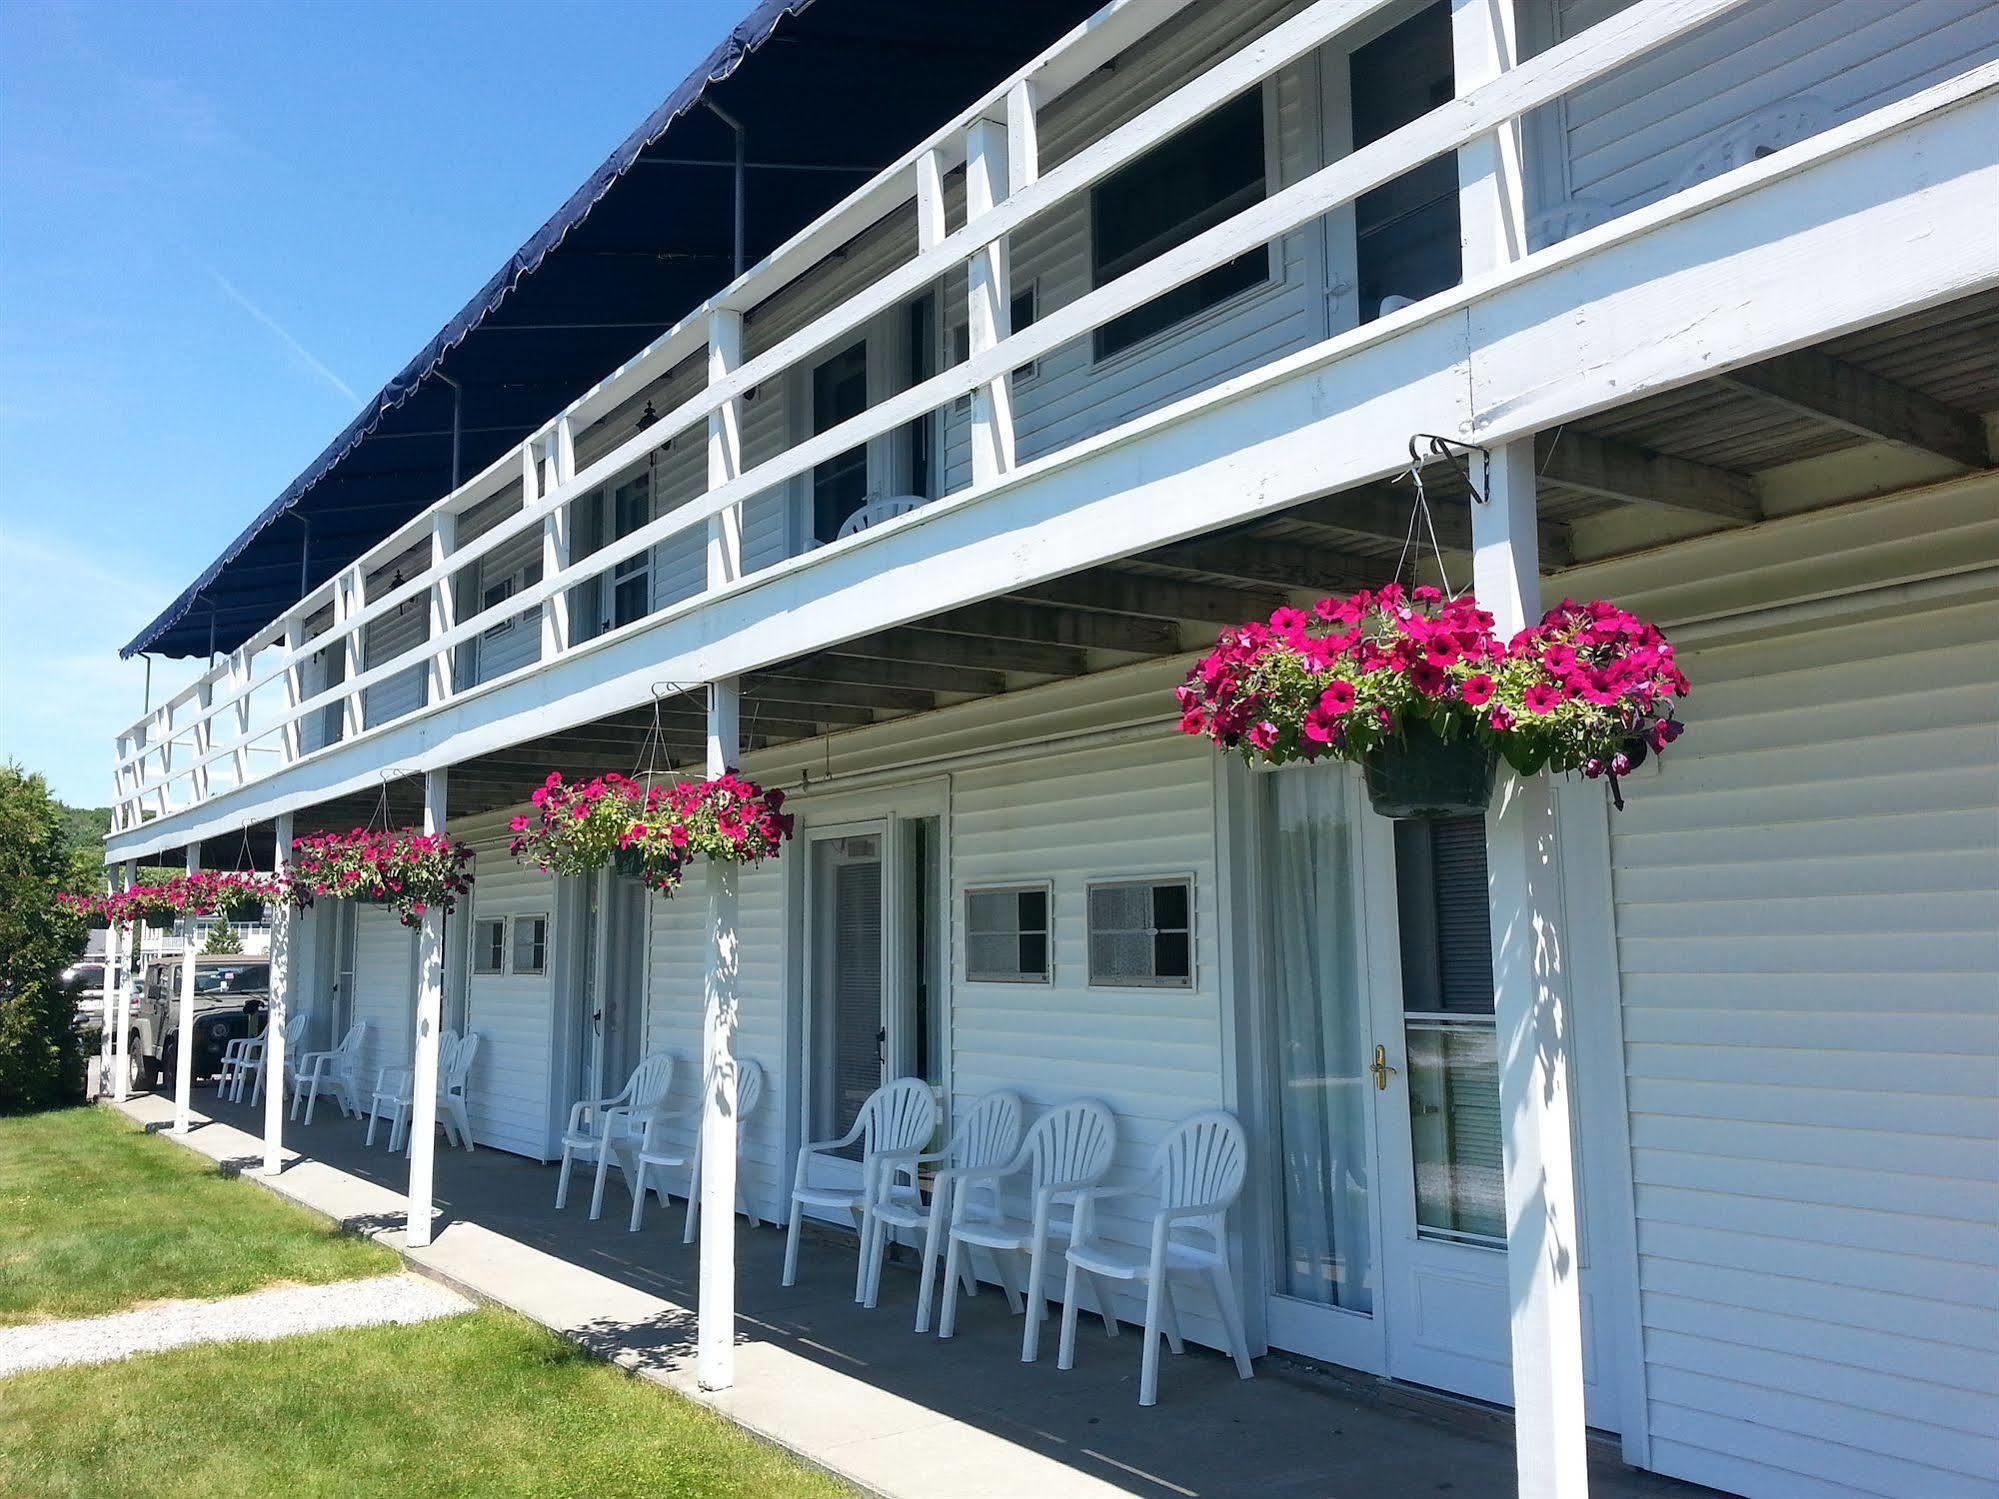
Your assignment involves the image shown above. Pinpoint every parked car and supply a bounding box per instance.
[64,960,108,1034]
[124,957,271,1092]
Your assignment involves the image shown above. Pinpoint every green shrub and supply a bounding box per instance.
[0,765,91,1115]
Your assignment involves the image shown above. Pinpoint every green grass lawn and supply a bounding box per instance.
[0,1309,852,1499]
[0,1107,394,1325]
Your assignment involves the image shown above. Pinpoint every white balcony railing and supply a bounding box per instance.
[114,0,1848,831]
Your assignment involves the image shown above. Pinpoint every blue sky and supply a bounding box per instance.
[0,0,745,805]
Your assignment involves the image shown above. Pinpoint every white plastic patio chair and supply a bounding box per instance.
[861,1088,1023,1332]
[781,1076,937,1303]
[937,1097,1117,1362]
[290,1021,366,1125]
[365,1030,481,1153]
[627,1057,766,1239]
[238,1009,310,1106]
[1058,1109,1253,1406]
[555,1052,676,1220]
[216,1011,270,1102]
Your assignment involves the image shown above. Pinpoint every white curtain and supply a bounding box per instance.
[1260,766,1374,1314]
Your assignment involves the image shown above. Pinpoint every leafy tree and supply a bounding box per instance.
[1,766,92,1113]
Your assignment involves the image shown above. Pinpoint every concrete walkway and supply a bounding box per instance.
[112,1093,1707,1499]
[0,1273,470,1377]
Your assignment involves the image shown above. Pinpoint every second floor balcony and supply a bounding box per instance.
[106,0,1999,859]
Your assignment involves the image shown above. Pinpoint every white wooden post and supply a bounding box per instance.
[707,309,744,586]
[112,859,136,1102]
[964,115,1015,486]
[697,300,746,1393]
[229,650,253,789]
[338,565,365,741]
[1455,3,1587,1492]
[281,620,305,765]
[172,844,200,1134]
[915,148,947,253]
[699,678,741,1392]
[428,511,458,706]
[263,811,294,1175]
[406,769,449,1248]
[540,421,574,661]
[100,866,122,1094]
[191,684,215,803]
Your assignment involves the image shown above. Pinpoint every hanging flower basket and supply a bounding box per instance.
[510,770,794,895]
[1361,719,1498,819]
[291,828,474,928]
[1175,584,1689,816]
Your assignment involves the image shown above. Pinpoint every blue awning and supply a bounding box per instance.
[127,0,1101,659]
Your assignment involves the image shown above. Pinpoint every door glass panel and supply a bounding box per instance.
[1406,1021,1504,1240]
[901,818,943,1086]
[812,834,883,1155]
[1394,817,1504,1245]
[811,341,870,542]
[1259,767,1374,1314]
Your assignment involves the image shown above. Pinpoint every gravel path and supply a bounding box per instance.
[0,1273,473,1377]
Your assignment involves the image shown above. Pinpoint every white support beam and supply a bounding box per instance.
[1540,429,1761,524]
[1455,3,1587,1494]
[1717,347,1993,470]
[541,421,576,661]
[263,811,294,1175]
[428,511,459,706]
[172,844,200,1135]
[698,676,741,1393]
[281,622,305,765]
[915,148,947,253]
[406,769,448,1249]
[100,866,123,1095]
[1007,79,1040,194]
[111,860,136,1102]
[229,651,253,789]
[1472,443,1590,1499]
[338,566,365,742]
[191,684,215,802]
[708,309,745,588]
[965,116,1015,485]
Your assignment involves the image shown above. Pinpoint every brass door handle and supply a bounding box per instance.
[1370,1044,1397,1091]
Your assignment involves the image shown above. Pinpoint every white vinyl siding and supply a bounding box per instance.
[461,843,562,1158]
[1535,0,1999,238]
[348,904,414,1100]
[950,732,1232,1346]
[360,594,427,730]
[640,861,789,1220]
[1609,595,1999,1499]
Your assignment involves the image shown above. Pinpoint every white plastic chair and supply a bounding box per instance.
[555,1052,676,1220]
[239,1009,310,1106]
[782,1076,938,1302]
[216,1012,270,1101]
[365,1031,481,1153]
[291,1021,366,1125]
[628,1057,766,1239]
[1059,1109,1253,1406]
[1672,95,1830,191]
[937,1098,1117,1362]
[834,492,926,540]
[861,1088,1023,1332]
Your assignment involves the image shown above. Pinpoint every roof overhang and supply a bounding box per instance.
[126,0,1103,659]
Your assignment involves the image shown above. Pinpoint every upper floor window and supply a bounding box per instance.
[811,339,870,543]
[1091,87,1269,361]
[608,474,653,629]
[1352,1,1460,321]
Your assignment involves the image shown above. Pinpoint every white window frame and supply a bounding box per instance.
[471,917,505,975]
[509,913,549,976]
[1086,79,1283,371]
[1085,873,1196,990]
[962,881,1053,985]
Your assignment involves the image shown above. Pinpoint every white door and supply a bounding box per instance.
[1251,767,1614,1423]
[1364,811,1614,1423]
[801,808,946,1194]
[807,825,887,1180]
